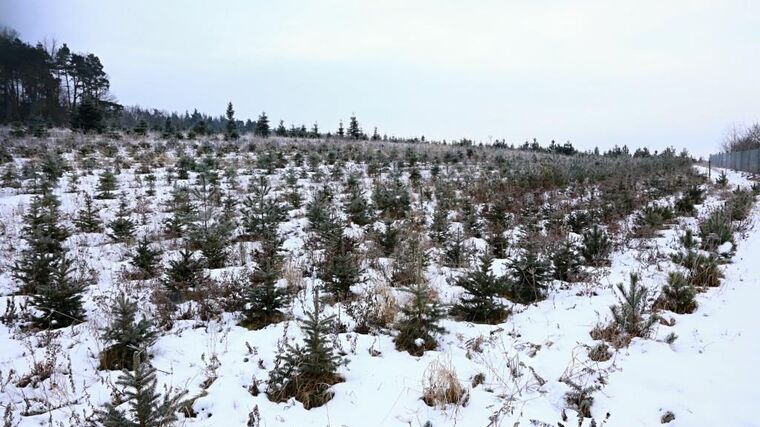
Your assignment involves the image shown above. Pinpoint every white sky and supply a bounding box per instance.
[2,0,759,156]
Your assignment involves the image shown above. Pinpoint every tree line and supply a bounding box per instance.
[0,27,121,131]
[2,28,677,158]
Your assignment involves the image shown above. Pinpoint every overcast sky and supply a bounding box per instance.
[2,0,759,155]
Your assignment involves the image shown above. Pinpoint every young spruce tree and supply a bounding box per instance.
[551,238,583,282]
[13,191,70,295]
[95,168,118,199]
[394,284,446,356]
[267,290,342,409]
[242,176,287,241]
[31,253,86,329]
[75,193,103,233]
[162,247,205,303]
[504,247,550,304]
[452,254,509,323]
[100,293,158,370]
[242,258,289,329]
[108,194,137,243]
[130,237,163,279]
[98,352,187,427]
[317,233,363,300]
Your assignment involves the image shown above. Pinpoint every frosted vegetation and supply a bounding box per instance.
[0,129,758,426]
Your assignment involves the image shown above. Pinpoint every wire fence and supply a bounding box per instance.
[709,148,760,174]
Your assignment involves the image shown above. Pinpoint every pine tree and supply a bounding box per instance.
[460,203,482,238]
[452,254,509,323]
[100,293,158,370]
[31,253,86,329]
[715,171,728,188]
[283,168,302,209]
[699,207,734,252]
[392,231,428,286]
[225,102,239,140]
[242,259,289,329]
[163,185,196,238]
[317,233,363,300]
[304,122,317,138]
[75,193,103,232]
[145,174,157,197]
[345,185,372,226]
[255,112,270,137]
[134,120,148,136]
[347,115,361,139]
[394,284,446,356]
[429,203,450,245]
[373,177,411,219]
[374,219,399,256]
[98,352,187,427]
[267,291,342,409]
[188,174,231,269]
[242,176,287,241]
[1,163,21,188]
[610,273,657,338]
[190,119,207,137]
[443,229,470,268]
[275,120,287,137]
[130,237,163,279]
[13,192,70,294]
[22,191,70,254]
[305,187,334,232]
[13,250,55,296]
[108,194,136,243]
[581,225,611,266]
[551,238,583,282]
[658,271,697,314]
[71,97,104,133]
[487,225,509,258]
[162,248,205,303]
[161,117,175,139]
[680,229,696,250]
[337,120,345,138]
[96,169,118,199]
[504,247,550,304]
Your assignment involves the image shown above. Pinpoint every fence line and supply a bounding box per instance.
[709,148,760,174]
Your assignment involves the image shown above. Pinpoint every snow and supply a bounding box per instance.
[596,190,760,426]
[0,155,758,427]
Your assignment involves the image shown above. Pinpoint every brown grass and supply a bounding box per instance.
[421,359,469,408]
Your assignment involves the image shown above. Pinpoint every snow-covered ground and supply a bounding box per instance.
[0,157,757,427]
[596,167,760,427]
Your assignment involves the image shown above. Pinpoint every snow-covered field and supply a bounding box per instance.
[0,136,757,427]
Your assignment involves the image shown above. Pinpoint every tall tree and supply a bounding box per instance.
[254,112,270,137]
[347,115,361,139]
[224,102,238,140]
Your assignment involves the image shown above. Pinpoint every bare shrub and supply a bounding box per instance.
[721,123,760,152]
[347,280,399,334]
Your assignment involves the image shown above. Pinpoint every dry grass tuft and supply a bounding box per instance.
[421,358,469,408]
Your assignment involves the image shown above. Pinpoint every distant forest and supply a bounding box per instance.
[1,27,690,158]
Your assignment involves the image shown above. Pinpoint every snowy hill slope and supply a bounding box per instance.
[0,143,756,427]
